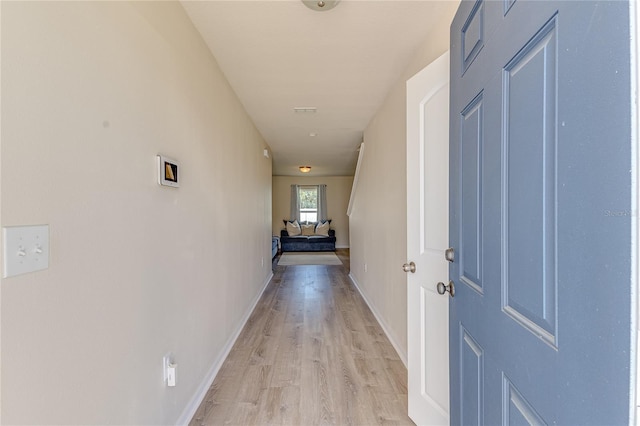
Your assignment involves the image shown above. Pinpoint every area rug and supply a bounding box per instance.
[278,252,343,266]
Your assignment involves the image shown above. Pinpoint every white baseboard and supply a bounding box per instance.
[348,273,407,368]
[175,271,274,425]
[336,244,350,249]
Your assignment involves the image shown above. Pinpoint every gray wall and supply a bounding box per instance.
[1,2,272,423]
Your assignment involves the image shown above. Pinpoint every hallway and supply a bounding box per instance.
[190,252,413,425]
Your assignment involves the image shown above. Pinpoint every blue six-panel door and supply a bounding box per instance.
[449,1,633,424]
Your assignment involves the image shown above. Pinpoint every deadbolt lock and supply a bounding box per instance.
[445,247,455,263]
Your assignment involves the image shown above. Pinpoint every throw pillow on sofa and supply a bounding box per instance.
[286,220,301,236]
[315,220,330,236]
[301,224,315,236]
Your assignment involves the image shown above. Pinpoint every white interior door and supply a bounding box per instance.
[406,51,450,425]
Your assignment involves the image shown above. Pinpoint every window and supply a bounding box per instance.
[290,184,326,223]
[298,186,318,223]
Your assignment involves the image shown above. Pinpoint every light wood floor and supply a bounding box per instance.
[190,249,413,425]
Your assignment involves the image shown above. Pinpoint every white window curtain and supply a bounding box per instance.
[317,184,328,222]
[290,184,300,222]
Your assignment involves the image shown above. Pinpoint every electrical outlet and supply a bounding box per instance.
[364,263,368,273]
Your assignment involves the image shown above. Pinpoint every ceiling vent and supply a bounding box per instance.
[293,107,317,113]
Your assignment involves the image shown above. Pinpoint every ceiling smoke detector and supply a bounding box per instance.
[302,0,340,12]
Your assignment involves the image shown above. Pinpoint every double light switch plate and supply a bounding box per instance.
[3,225,50,278]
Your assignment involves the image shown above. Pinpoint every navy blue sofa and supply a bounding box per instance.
[271,236,279,258]
[280,220,336,252]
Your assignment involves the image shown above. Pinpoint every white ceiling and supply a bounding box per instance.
[181,0,454,176]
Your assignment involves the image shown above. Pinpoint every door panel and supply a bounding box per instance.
[422,84,450,253]
[502,15,558,346]
[421,286,449,412]
[459,93,484,294]
[461,1,484,74]
[450,1,633,425]
[502,375,546,425]
[460,326,484,426]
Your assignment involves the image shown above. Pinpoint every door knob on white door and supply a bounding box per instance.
[437,281,455,297]
[402,262,416,273]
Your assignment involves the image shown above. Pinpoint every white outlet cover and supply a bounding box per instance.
[3,225,49,278]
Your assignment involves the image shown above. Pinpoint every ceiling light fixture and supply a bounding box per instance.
[301,0,340,12]
[299,166,312,173]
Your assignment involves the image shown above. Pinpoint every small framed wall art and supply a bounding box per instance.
[157,155,179,188]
